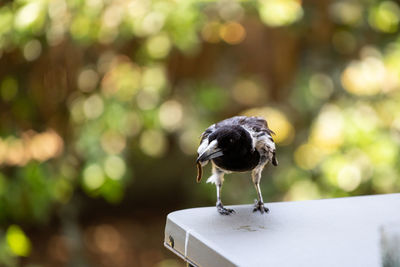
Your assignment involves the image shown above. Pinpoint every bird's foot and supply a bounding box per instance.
[217,203,235,215]
[253,200,269,214]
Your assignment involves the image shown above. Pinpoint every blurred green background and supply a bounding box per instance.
[1,0,400,266]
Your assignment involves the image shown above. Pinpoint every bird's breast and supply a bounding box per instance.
[212,150,260,172]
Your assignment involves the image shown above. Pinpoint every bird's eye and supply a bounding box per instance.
[229,138,234,143]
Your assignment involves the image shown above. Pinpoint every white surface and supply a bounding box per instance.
[164,194,400,267]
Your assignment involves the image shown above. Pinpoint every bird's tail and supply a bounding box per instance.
[272,151,278,166]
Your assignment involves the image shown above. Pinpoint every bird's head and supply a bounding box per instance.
[196,125,251,164]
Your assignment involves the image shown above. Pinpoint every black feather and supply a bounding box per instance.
[199,116,277,171]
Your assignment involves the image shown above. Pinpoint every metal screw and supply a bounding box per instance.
[168,235,174,248]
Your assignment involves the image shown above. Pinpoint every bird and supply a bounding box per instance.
[196,116,278,215]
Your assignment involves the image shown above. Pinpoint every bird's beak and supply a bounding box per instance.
[196,140,223,163]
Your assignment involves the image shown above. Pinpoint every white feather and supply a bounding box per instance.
[206,173,220,184]
[206,163,225,184]
[197,139,209,155]
[242,125,275,166]
[256,135,275,150]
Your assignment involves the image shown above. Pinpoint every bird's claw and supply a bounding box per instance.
[217,203,235,215]
[253,200,269,214]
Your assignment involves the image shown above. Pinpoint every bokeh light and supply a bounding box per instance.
[284,180,320,201]
[83,163,105,191]
[104,155,126,180]
[140,11,165,36]
[159,100,183,132]
[14,1,45,31]
[232,79,267,106]
[23,39,42,61]
[243,107,295,145]
[310,104,344,152]
[258,0,303,27]
[136,90,160,110]
[219,22,246,45]
[6,225,31,257]
[78,68,99,93]
[0,130,63,166]
[83,94,104,119]
[337,164,362,192]
[142,65,167,91]
[217,0,244,21]
[329,1,363,26]
[101,58,141,100]
[101,131,126,155]
[202,21,221,43]
[139,130,168,157]
[368,1,400,33]
[29,130,64,162]
[294,143,322,170]
[146,33,172,59]
[341,55,388,96]
[309,73,334,100]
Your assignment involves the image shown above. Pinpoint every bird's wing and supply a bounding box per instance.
[199,116,244,147]
[239,116,278,166]
[198,123,217,156]
[199,125,214,144]
[238,116,275,135]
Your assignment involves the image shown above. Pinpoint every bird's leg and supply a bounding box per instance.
[211,166,234,215]
[252,167,269,214]
[216,182,235,215]
[253,182,269,213]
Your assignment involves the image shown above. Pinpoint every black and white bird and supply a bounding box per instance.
[196,116,278,215]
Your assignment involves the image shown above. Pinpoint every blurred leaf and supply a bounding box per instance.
[6,225,31,257]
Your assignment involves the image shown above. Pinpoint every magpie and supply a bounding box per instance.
[196,116,278,215]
